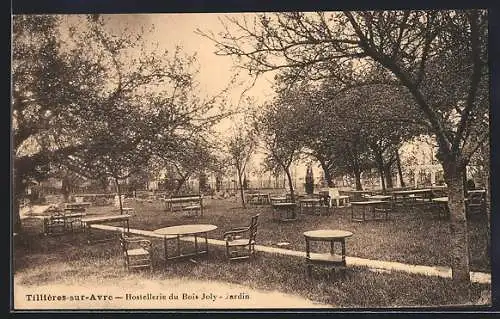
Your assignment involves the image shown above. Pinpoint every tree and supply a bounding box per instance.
[12,15,106,231]
[254,91,305,202]
[226,126,255,208]
[13,14,232,222]
[203,10,488,282]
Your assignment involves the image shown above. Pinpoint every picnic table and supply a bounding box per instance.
[153,224,217,264]
[350,200,391,222]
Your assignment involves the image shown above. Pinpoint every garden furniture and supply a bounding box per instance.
[350,200,391,222]
[154,224,217,264]
[326,188,350,208]
[162,194,204,213]
[82,214,131,243]
[223,214,259,261]
[119,233,153,272]
[299,197,328,216]
[271,202,298,222]
[303,229,353,277]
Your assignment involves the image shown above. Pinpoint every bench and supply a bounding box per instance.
[163,195,204,215]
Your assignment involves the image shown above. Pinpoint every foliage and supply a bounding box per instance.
[201,9,488,282]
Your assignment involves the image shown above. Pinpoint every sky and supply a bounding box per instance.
[101,13,276,113]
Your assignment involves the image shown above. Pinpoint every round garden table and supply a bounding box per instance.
[303,229,353,277]
[154,224,217,263]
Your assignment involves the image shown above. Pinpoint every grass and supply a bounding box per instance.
[13,196,491,308]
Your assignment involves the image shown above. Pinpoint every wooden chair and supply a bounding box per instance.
[119,233,153,272]
[223,214,259,261]
[328,188,350,208]
[467,193,486,217]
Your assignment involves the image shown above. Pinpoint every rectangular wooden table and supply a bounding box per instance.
[246,193,271,205]
[65,202,92,210]
[271,202,298,222]
[39,212,87,235]
[391,188,433,212]
[299,198,328,216]
[82,214,131,243]
[350,200,391,222]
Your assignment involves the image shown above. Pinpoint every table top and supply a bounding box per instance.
[272,202,297,207]
[66,202,92,206]
[32,212,86,219]
[154,224,218,235]
[367,195,393,200]
[432,197,469,203]
[299,198,321,203]
[432,197,448,203]
[345,190,372,193]
[81,214,131,222]
[304,229,353,240]
[247,193,269,197]
[350,200,389,205]
[270,196,287,200]
[163,196,202,202]
[392,189,432,195]
[468,189,486,194]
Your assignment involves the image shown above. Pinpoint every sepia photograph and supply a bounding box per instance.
[11,9,491,311]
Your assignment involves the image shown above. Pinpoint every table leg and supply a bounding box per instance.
[341,239,346,264]
[204,233,209,253]
[176,234,181,257]
[86,223,91,244]
[330,240,334,255]
[194,235,199,255]
[164,236,169,265]
[305,238,311,277]
[362,206,366,221]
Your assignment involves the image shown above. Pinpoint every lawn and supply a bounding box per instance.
[13,195,491,308]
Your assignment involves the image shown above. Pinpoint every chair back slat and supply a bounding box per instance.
[249,214,259,241]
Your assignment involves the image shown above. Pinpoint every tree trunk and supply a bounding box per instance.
[395,149,405,187]
[374,150,386,191]
[175,175,188,195]
[353,166,363,191]
[13,170,24,234]
[384,164,394,189]
[284,167,295,202]
[13,196,22,234]
[237,167,246,208]
[444,160,471,283]
[61,175,70,202]
[480,144,490,262]
[114,177,123,215]
[320,160,334,187]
